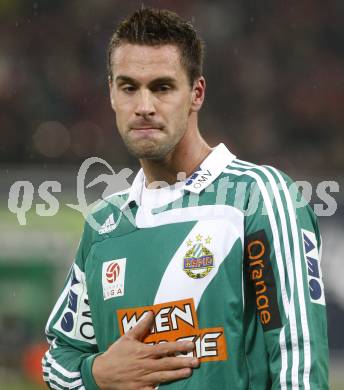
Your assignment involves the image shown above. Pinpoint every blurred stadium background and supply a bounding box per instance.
[0,1,343,388]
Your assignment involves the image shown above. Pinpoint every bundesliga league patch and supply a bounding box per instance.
[117,298,227,362]
[102,258,126,300]
[183,234,214,279]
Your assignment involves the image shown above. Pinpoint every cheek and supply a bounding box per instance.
[114,104,132,124]
[175,99,192,122]
[167,95,191,120]
[112,91,135,114]
[114,111,128,135]
[166,105,190,135]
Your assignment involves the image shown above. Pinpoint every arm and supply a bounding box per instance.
[42,261,100,390]
[244,166,329,389]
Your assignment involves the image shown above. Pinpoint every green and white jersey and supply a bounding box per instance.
[42,144,329,390]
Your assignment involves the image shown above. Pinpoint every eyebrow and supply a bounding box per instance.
[115,75,177,87]
[115,75,138,85]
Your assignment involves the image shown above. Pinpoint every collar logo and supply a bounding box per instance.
[185,167,212,190]
[183,235,214,279]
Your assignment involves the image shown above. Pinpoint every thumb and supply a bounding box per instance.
[126,311,154,341]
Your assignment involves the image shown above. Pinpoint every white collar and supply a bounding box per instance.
[120,143,236,211]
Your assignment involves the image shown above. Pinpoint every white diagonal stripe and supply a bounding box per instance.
[45,350,81,378]
[45,370,83,388]
[152,207,243,308]
[136,204,244,228]
[145,204,243,390]
[43,378,65,390]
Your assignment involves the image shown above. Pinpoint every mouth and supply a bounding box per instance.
[130,127,163,137]
[131,127,161,130]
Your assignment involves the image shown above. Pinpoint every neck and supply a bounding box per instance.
[140,127,211,186]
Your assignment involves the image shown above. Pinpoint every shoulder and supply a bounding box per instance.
[82,188,131,240]
[222,157,295,189]
[220,158,302,217]
[92,188,131,215]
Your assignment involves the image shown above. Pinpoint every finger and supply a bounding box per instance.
[151,340,195,358]
[147,367,192,385]
[126,311,154,341]
[149,356,199,372]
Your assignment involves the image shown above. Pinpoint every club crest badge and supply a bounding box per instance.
[183,234,214,279]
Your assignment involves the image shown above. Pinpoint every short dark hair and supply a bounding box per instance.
[107,7,204,86]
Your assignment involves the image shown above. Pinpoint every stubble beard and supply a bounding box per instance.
[121,126,187,161]
[125,139,173,160]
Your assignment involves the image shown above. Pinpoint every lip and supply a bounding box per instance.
[131,127,162,131]
[130,127,162,137]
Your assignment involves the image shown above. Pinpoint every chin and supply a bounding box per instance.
[128,141,172,160]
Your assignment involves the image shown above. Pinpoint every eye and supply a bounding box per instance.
[121,85,137,93]
[159,84,171,91]
[153,84,172,93]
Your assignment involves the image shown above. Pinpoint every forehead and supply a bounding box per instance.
[111,44,186,81]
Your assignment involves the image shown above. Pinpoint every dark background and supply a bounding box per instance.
[1,0,343,174]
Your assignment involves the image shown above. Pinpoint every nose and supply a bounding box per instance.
[135,89,155,117]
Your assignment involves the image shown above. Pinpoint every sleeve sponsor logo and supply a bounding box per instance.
[54,264,96,344]
[245,230,282,331]
[301,229,325,305]
[117,298,227,363]
[102,258,126,300]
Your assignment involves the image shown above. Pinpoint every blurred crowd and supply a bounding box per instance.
[0,0,343,174]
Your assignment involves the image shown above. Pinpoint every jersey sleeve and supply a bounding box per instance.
[243,166,329,389]
[42,222,101,390]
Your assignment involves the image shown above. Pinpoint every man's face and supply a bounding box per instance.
[109,44,198,160]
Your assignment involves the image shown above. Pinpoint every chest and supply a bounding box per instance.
[85,207,244,349]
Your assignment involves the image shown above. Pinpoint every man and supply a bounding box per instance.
[42,8,329,390]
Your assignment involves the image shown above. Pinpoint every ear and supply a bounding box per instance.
[190,76,206,113]
[108,76,116,111]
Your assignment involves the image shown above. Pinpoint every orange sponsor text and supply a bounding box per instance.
[117,298,227,362]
